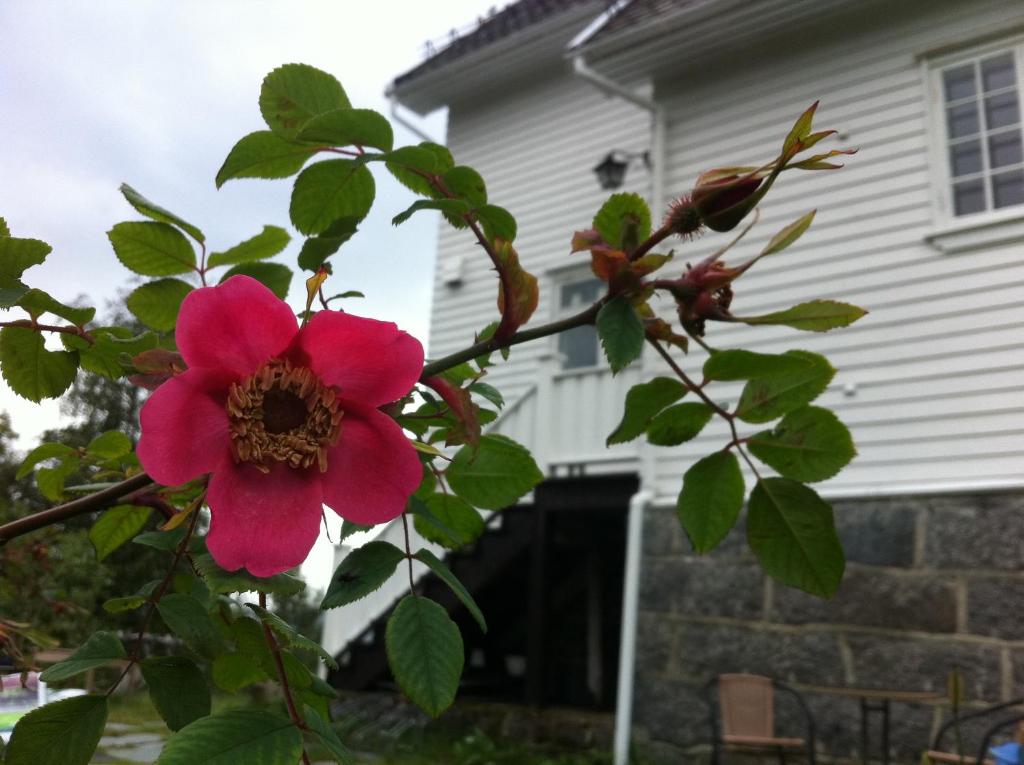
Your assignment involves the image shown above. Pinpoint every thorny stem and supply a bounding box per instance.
[400,512,416,593]
[0,320,95,344]
[198,242,208,287]
[259,592,311,763]
[629,224,673,262]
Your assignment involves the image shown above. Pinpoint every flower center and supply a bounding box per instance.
[225,358,343,473]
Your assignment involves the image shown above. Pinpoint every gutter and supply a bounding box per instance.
[613,488,654,765]
[385,86,439,144]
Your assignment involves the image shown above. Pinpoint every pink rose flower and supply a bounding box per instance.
[137,275,424,576]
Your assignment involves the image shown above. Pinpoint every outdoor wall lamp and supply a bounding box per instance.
[593,149,650,190]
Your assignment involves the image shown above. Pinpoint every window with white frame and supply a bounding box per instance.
[939,48,1024,216]
[555,275,604,370]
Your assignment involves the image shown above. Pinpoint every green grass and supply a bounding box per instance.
[0,710,24,728]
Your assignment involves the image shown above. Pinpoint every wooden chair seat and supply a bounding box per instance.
[724,734,807,749]
[924,750,988,765]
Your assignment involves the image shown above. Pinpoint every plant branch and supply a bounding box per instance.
[0,320,95,344]
[258,593,311,764]
[0,472,154,545]
[629,224,672,262]
[401,512,416,593]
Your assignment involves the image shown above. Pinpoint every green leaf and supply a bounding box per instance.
[215,131,318,188]
[735,350,835,424]
[35,459,78,501]
[475,204,517,243]
[156,593,224,658]
[126,278,193,332]
[134,525,190,552]
[0,236,50,286]
[212,653,269,693]
[0,278,29,308]
[296,216,359,271]
[593,192,651,250]
[747,477,845,597]
[646,402,714,446]
[385,143,454,196]
[289,159,375,235]
[783,101,818,155]
[597,296,644,373]
[87,430,133,458]
[63,326,158,379]
[0,216,9,237]
[0,326,78,401]
[193,552,305,597]
[39,632,127,683]
[320,540,405,610]
[392,199,469,226]
[414,494,484,550]
[260,63,349,138]
[413,548,487,633]
[304,705,355,765]
[89,505,152,562]
[607,376,688,445]
[140,656,210,732]
[246,604,338,669]
[103,595,146,613]
[760,210,815,256]
[703,349,817,382]
[734,300,867,332]
[16,289,95,325]
[119,183,204,243]
[677,451,744,554]
[297,107,394,151]
[469,381,503,409]
[220,262,292,299]
[5,695,107,765]
[339,519,373,540]
[207,225,290,268]
[442,166,487,206]
[16,442,75,479]
[446,434,543,510]
[747,405,856,482]
[108,221,196,276]
[385,595,464,717]
[155,709,303,765]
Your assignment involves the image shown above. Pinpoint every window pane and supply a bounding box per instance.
[953,179,985,215]
[944,64,976,102]
[947,102,979,137]
[988,130,1023,168]
[981,53,1016,92]
[558,325,598,369]
[992,169,1024,208]
[985,92,1020,130]
[949,139,982,177]
[560,279,602,310]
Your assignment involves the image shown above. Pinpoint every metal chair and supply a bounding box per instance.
[704,673,817,765]
[925,698,1024,765]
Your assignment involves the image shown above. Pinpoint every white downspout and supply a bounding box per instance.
[386,87,439,144]
[613,489,653,765]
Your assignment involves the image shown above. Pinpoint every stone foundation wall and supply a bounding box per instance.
[633,490,1024,764]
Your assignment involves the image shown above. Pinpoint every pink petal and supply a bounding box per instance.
[205,460,324,577]
[176,275,298,376]
[296,310,423,407]
[321,402,421,525]
[137,368,235,487]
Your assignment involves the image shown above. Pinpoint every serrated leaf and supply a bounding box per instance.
[39,631,126,683]
[0,326,78,401]
[140,656,210,732]
[5,695,107,765]
[119,183,204,243]
[87,430,133,458]
[220,262,292,299]
[296,216,360,271]
[260,63,349,138]
[304,705,355,765]
[339,518,373,540]
[385,143,453,196]
[207,225,290,267]
[156,593,224,658]
[289,159,375,235]
[645,402,714,446]
[297,107,393,151]
[134,525,189,551]
[414,494,484,550]
[703,349,816,381]
[16,442,75,479]
[760,210,815,256]
[89,505,152,562]
[16,289,95,325]
[735,350,834,424]
[36,459,78,501]
[469,381,503,409]
[215,131,319,188]
[734,300,867,332]
[0,236,50,286]
[593,192,651,251]
[320,540,406,610]
[103,595,146,613]
[63,326,158,379]
[0,216,9,236]
[386,595,463,717]
[783,101,819,155]
[442,166,487,206]
[126,278,193,332]
[193,552,305,596]
[607,376,688,445]
[446,434,543,510]
[597,296,644,373]
[246,604,338,669]
[392,198,469,226]
[747,477,844,597]
[212,653,269,693]
[475,204,517,243]
[676,451,745,554]
[747,405,856,482]
[494,239,538,335]
[155,709,302,765]
[413,548,487,633]
[108,221,196,276]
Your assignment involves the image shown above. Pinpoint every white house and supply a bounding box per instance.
[324,2,1024,762]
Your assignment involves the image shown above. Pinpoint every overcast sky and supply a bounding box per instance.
[0,0,503,588]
